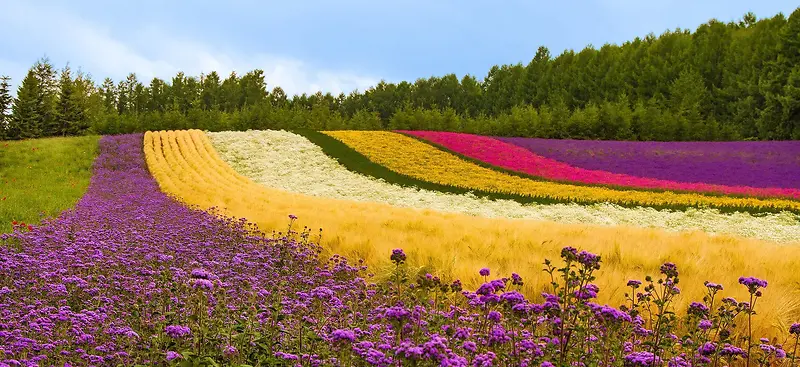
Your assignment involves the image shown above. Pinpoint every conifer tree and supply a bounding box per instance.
[12,69,45,138]
[0,76,12,139]
[55,66,84,136]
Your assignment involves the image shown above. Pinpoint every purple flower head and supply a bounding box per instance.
[719,344,747,358]
[288,214,297,220]
[511,273,523,286]
[738,276,768,294]
[164,325,191,338]
[390,249,407,265]
[574,284,599,300]
[698,319,713,330]
[385,306,411,322]
[560,246,578,261]
[660,262,678,278]
[487,311,502,322]
[192,278,214,290]
[577,250,601,269]
[624,351,661,367]
[500,291,525,305]
[688,302,709,317]
[479,268,490,277]
[331,329,356,343]
[704,281,723,291]
[790,323,800,335]
[698,342,717,356]
[541,362,555,367]
[166,351,181,361]
[627,280,642,288]
[450,279,463,293]
[223,345,238,357]
[190,269,214,279]
[463,341,477,353]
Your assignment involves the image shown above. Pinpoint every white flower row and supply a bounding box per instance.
[207,130,800,243]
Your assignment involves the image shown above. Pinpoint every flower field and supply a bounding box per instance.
[323,131,800,214]
[138,129,800,340]
[497,136,800,189]
[402,131,800,200]
[4,129,800,365]
[208,130,800,243]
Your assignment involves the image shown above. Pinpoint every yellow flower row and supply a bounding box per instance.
[322,131,800,212]
[144,129,798,338]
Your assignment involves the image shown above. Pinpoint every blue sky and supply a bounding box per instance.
[0,0,797,96]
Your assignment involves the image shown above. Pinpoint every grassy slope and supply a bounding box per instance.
[0,136,99,233]
[297,130,799,216]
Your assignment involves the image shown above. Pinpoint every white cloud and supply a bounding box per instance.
[0,1,380,96]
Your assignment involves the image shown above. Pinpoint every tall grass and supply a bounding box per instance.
[144,129,800,339]
[0,136,99,233]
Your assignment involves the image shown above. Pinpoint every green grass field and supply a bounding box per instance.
[0,136,99,233]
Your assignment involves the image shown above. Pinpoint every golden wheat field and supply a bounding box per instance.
[144,129,800,338]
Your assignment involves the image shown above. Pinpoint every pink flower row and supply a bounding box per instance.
[399,130,800,200]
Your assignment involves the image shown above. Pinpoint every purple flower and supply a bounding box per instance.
[627,280,642,288]
[739,276,768,293]
[463,341,477,353]
[698,342,717,356]
[479,268,490,277]
[331,329,356,343]
[390,249,407,265]
[577,251,601,269]
[511,273,523,286]
[288,214,297,220]
[574,284,599,300]
[487,311,502,322]
[704,281,723,291]
[222,345,238,357]
[500,291,525,305]
[790,323,800,335]
[385,306,411,322]
[719,344,747,357]
[541,362,555,367]
[660,262,678,278]
[192,278,214,290]
[166,351,181,361]
[190,269,213,279]
[688,302,709,316]
[698,319,713,330]
[624,351,661,366]
[164,325,191,338]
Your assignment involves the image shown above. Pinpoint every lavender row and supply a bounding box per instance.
[497,137,800,190]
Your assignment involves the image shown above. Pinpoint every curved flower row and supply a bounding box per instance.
[208,130,800,243]
[401,130,800,199]
[322,131,800,213]
[497,136,800,190]
[143,129,798,338]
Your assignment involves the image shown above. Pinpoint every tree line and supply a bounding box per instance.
[1,8,799,141]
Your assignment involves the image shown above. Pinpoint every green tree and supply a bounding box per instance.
[32,57,58,136]
[0,76,12,139]
[54,65,85,136]
[12,69,45,138]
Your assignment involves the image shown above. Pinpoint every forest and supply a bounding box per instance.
[1,8,799,141]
